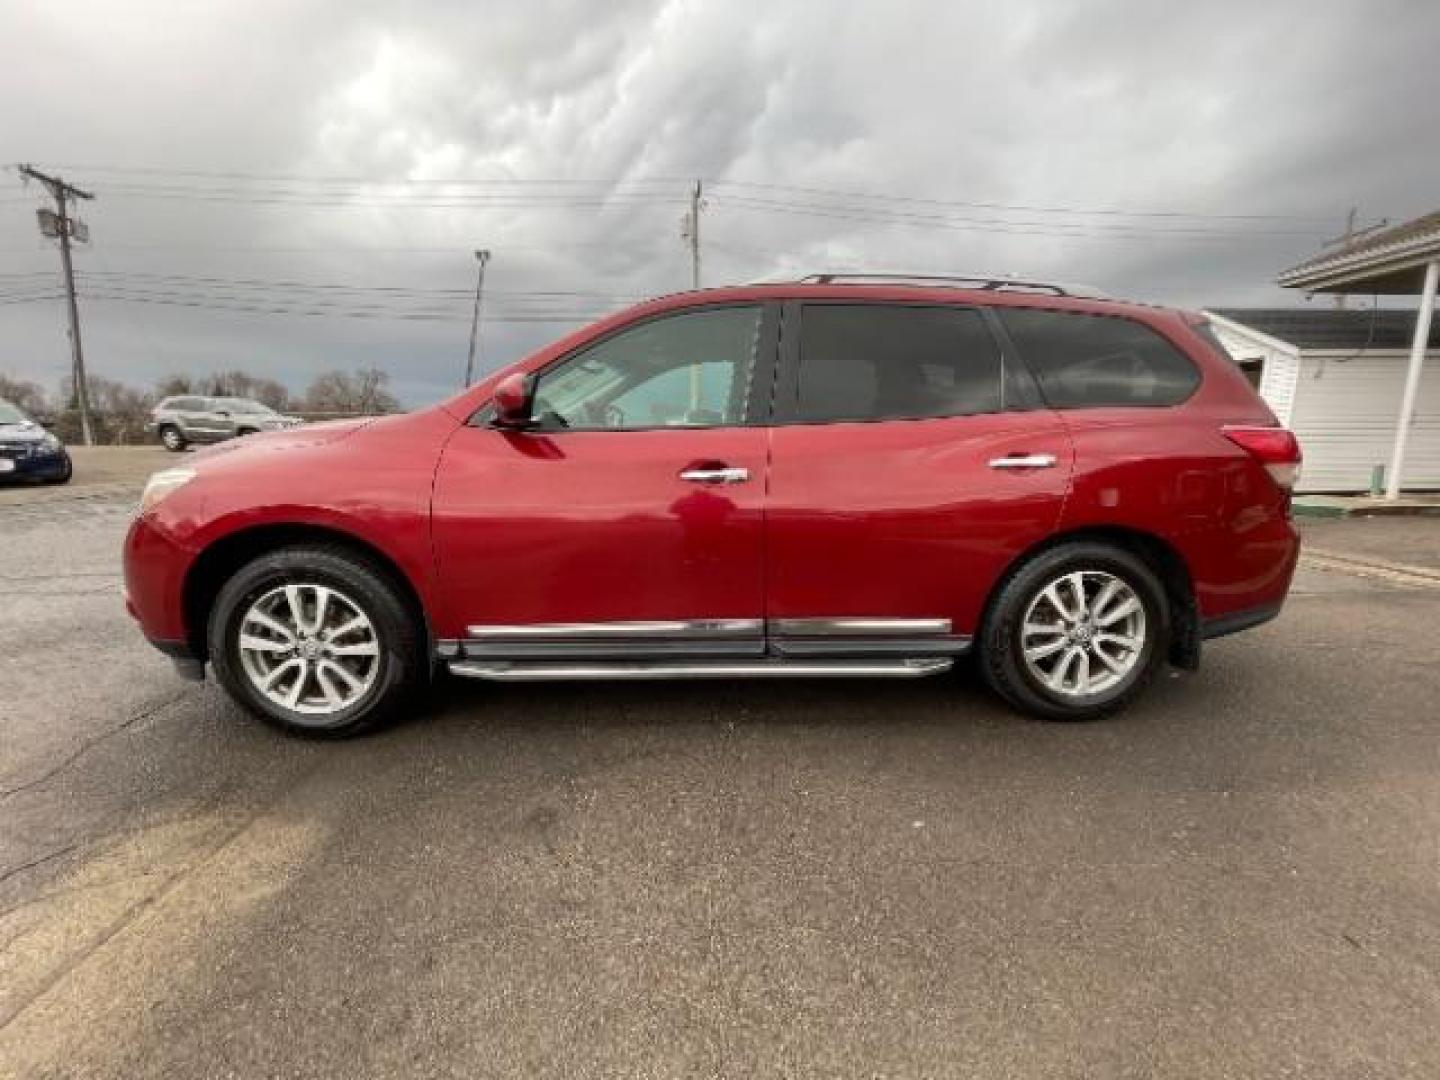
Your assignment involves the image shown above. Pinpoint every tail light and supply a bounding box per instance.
[1222,425,1302,490]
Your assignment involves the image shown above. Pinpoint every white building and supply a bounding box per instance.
[1204,308,1440,493]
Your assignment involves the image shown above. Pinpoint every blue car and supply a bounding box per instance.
[0,397,72,484]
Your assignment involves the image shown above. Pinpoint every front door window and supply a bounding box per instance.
[531,306,762,430]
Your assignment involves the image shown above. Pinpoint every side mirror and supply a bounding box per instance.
[491,372,535,429]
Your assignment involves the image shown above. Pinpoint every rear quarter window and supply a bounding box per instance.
[998,308,1200,408]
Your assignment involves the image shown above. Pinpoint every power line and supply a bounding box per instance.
[74,281,610,312]
[94,188,689,211]
[0,292,63,305]
[42,163,698,185]
[72,290,607,323]
[35,162,1334,223]
[68,269,642,300]
[0,241,634,254]
[708,179,1334,223]
[709,195,1323,240]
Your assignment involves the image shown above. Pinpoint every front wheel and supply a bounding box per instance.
[159,425,187,452]
[208,546,424,737]
[44,456,73,484]
[979,542,1169,722]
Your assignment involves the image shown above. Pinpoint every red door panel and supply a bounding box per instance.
[430,426,767,635]
[766,411,1073,635]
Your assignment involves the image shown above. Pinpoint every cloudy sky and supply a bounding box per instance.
[3,0,1437,407]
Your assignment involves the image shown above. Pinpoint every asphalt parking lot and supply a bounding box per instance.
[3,470,1439,1078]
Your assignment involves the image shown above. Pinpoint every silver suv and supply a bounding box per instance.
[147,396,303,452]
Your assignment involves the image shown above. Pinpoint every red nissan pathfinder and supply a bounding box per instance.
[123,274,1302,736]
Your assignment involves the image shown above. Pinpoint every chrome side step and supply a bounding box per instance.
[447,658,953,682]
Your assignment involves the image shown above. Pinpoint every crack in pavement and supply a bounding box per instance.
[0,844,79,888]
[0,755,330,1033]
[0,691,191,802]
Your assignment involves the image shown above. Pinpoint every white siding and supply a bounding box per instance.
[1206,316,1300,425]
[1258,351,1300,426]
[1290,351,1440,492]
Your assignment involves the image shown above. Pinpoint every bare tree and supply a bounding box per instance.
[155,374,195,398]
[57,375,155,444]
[202,370,291,411]
[0,374,51,418]
[301,367,400,416]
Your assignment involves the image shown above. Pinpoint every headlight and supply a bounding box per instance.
[139,468,196,514]
[40,432,61,450]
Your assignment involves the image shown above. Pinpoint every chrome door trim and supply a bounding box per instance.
[449,658,953,681]
[466,618,763,640]
[770,617,952,637]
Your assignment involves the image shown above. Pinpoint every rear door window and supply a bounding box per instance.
[792,304,1004,423]
[998,308,1199,408]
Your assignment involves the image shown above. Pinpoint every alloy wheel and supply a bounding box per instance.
[1019,570,1147,698]
[236,582,381,720]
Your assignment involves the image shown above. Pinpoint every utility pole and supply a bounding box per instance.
[1323,206,1389,311]
[682,180,704,408]
[462,249,491,388]
[19,164,95,444]
[1332,207,1357,311]
[685,179,704,290]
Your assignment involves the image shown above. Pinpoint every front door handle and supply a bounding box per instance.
[988,453,1057,470]
[679,465,750,484]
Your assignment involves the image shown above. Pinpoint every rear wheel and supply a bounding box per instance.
[208,546,423,737]
[159,425,187,452]
[979,542,1169,721]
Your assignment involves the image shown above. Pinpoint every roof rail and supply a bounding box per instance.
[795,272,1108,299]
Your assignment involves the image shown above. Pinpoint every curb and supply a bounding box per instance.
[1294,497,1440,518]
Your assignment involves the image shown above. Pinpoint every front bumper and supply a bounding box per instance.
[123,512,197,648]
[0,447,70,480]
[124,516,208,680]
[141,633,207,680]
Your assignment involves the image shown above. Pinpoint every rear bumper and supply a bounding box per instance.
[1186,515,1301,627]
[1200,601,1284,640]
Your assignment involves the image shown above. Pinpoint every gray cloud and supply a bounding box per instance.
[3,0,1437,406]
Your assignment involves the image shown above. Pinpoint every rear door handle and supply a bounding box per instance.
[988,454,1057,470]
[679,465,750,484]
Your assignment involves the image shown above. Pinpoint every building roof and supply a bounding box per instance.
[1208,307,1440,351]
[1276,210,1440,294]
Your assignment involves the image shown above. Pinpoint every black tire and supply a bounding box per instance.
[159,425,187,452]
[978,542,1169,722]
[235,427,258,437]
[207,545,424,737]
[44,456,73,484]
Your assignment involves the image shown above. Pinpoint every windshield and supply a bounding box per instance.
[218,398,275,415]
[0,399,30,425]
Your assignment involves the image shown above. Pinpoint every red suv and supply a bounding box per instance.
[123,275,1301,736]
